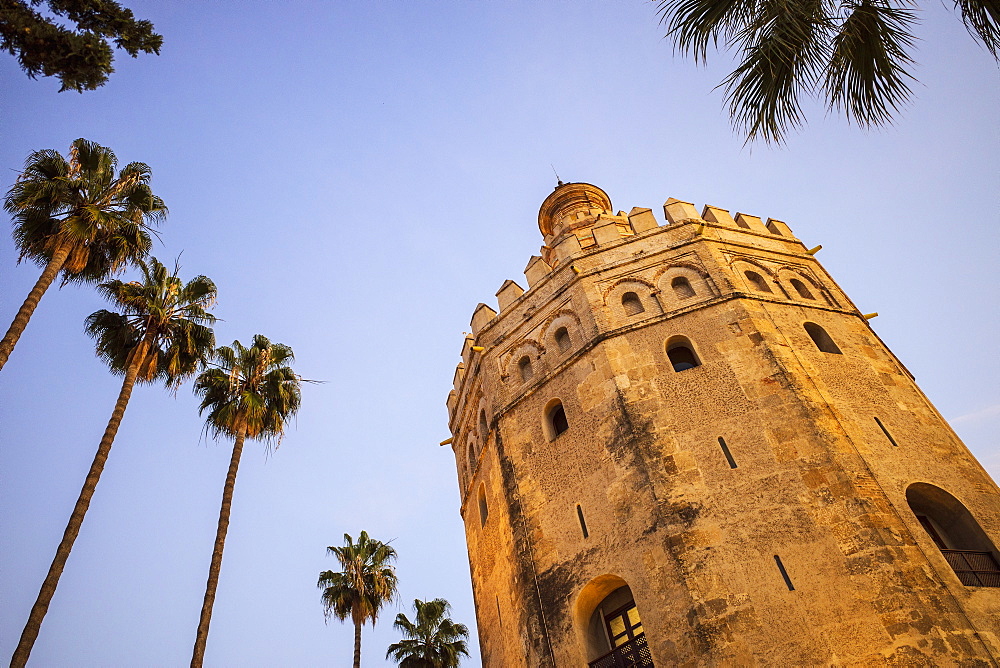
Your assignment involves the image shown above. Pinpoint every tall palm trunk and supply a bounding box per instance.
[191,426,247,668]
[9,330,151,668]
[354,618,362,668]
[0,242,71,372]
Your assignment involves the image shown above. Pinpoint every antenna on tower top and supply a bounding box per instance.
[550,164,564,187]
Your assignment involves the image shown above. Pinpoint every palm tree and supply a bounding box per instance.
[318,531,399,668]
[386,598,470,668]
[190,335,302,668]
[656,0,1000,142]
[10,257,216,668]
[1,138,166,371]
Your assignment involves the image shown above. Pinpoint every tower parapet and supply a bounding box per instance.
[446,183,1000,667]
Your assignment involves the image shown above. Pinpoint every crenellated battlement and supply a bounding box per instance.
[446,186,812,424]
[461,187,801,345]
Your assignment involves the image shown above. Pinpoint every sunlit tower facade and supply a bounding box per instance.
[445,182,1000,666]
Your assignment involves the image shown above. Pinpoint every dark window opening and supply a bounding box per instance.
[718,437,738,468]
[874,417,898,447]
[605,603,644,650]
[518,355,534,382]
[666,340,700,372]
[622,291,645,315]
[774,555,795,590]
[804,322,842,354]
[745,270,772,293]
[671,276,696,299]
[478,485,489,527]
[790,278,815,299]
[907,483,1000,587]
[577,504,589,538]
[479,410,489,439]
[548,402,569,438]
[555,327,571,352]
[585,585,653,668]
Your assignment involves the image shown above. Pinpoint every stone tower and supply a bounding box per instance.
[445,182,1000,666]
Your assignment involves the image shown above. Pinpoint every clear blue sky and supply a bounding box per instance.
[1,1,997,666]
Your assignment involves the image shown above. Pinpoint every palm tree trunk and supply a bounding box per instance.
[9,330,150,668]
[191,426,248,668]
[354,619,362,668]
[0,241,71,372]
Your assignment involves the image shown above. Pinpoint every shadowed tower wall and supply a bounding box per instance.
[445,182,1000,667]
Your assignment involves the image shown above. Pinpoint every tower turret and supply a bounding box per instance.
[447,184,1000,667]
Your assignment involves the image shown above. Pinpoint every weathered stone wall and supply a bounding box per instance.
[449,184,1000,666]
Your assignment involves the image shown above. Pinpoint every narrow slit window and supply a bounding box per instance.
[478,485,489,527]
[555,327,571,352]
[718,437,738,468]
[518,355,534,382]
[666,336,701,372]
[874,417,898,447]
[745,271,772,293]
[577,504,589,538]
[621,291,645,315]
[468,442,476,473]
[774,555,795,590]
[547,401,569,439]
[790,279,815,299]
[804,322,842,354]
[671,276,696,299]
[479,410,489,439]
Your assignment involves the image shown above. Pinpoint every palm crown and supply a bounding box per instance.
[319,531,399,627]
[6,137,166,282]
[386,598,470,668]
[86,257,217,386]
[193,335,302,444]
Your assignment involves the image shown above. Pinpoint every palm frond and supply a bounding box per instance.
[952,0,1000,57]
[824,0,917,126]
[722,0,834,143]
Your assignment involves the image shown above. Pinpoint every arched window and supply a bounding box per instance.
[744,270,772,293]
[666,336,701,372]
[906,483,1000,587]
[582,583,650,665]
[478,484,489,527]
[621,291,645,315]
[671,276,696,299]
[467,440,477,473]
[518,355,534,382]
[545,400,569,440]
[790,278,815,299]
[479,410,489,439]
[804,322,842,354]
[555,326,571,352]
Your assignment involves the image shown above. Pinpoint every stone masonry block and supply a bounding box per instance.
[553,232,582,262]
[735,212,769,234]
[702,205,737,227]
[766,218,795,237]
[495,279,525,312]
[470,303,497,334]
[524,255,551,288]
[593,219,623,245]
[628,207,659,233]
[663,198,701,225]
